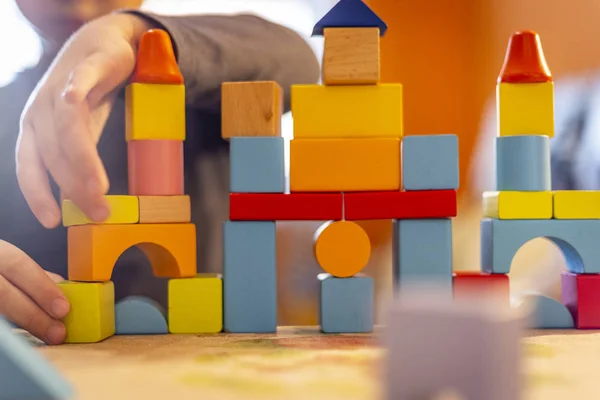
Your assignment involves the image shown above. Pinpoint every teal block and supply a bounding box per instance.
[115,296,168,335]
[496,136,550,191]
[481,218,600,274]
[223,221,277,333]
[401,134,459,190]
[520,294,574,329]
[0,319,74,399]
[318,273,374,333]
[392,219,453,295]
[230,137,285,193]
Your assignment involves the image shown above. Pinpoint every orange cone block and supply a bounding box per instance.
[131,29,183,85]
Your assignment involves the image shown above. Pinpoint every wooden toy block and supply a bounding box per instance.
[452,272,509,305]
[344,190,457,220]
[229,193,343,221]
[68,224,196,281]
[314,221,371,278]
[392,219,453,295]
[496,135,551,191]
[221,81,283,139]
[131,29,183,84]
[401,134,459,190]
[312,0,387,36]
[58,281,115,343]
[115,296,168,335]
[128,139,184,196]
[223,221,277,333]
[168,274,223,334]
[318,273,374,333]
[497,82,554,137]
[518,293,574,329]
[230,137,285,193]
[481,218,600,274]
[498,31,552,84]
[482,191,552,219]
[290,138,400,192]
[125,83,185,141]
[0,319,74,400]
[62,195,139,227]
[561,272,600,329]
[138,196,191,223]
[291,84,402,138]
[553,190,600,219]
[386,294,522,400]
[323,28,379,85]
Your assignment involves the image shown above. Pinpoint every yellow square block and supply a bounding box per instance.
[126,83,185,141]
[292,84,403,138]
[553,191,600,219]
[290,138,400,192]
[62,196,139,227]
[323,27,380,85]
[58,281,115,343]
[168,274,223,333]
[497,82,554,137]
[482,191,552,219]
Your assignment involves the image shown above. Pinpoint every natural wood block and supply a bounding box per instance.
[138,196,191,223]
[221,81,283,139]
[62,196,139,227]
[323,27,380,85]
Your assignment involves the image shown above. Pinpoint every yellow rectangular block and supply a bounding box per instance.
[58,281,115,343]
[290,138,400,192]
[553,191,600,219]
[138,196,191,223]
[497,82,554,137]
[125,83,185,141]
[323,27,380,85]
[62,196,139,227]
[292,84,403,138]
[221,81,283,139]
[482,191,552,219]
[168,274,223,333]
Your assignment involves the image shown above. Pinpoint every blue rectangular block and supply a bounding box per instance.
[223,221,277,332]
[401,134,459,190]
[496,136,550,191]
[230,137,285,193]
[318,273,374,333]
[392,219,453,294]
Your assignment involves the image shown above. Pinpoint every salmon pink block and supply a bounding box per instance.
[453,272,509,304]
[229,193,343,221]
[561,272,600,329]
[128,140,184,196]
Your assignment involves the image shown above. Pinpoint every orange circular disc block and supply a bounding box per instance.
[131,29,184,84]
[314,221,371,278]
[498,30,552,84]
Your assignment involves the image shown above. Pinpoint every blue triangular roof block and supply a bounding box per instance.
[0,319,74,399]
[313,0,388,37]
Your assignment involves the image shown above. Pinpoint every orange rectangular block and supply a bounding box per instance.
[221,81,283,139]
[323,28,380,85]
[68,224,196,282]
[128,140,183,196]
[290,138,400,192]
[138,196,191,223]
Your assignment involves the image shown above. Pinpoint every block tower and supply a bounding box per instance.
[222,0,459,334]
[58,30,222,342]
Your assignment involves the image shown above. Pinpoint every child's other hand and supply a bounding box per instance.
[0,240,69,344]
[17,13,154,228]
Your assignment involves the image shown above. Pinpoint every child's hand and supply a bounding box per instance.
[0,240,69,344]
[16,13,154,228]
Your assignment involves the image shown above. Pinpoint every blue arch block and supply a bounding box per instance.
[480,218,600,274]
[496,136,551,191]
[115,296,168,335]
[520,294,574,329]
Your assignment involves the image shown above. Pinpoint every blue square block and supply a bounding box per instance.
[230,137,285,193]
[401,134,459,190]
[319,273,374,333]
[223,221,277,333]
[392,219,453,295]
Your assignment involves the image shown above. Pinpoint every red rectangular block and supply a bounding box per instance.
[562,272,600,329]
[128,140,184,195]
[453,272,509,304]
[344,190,457,220]
[230,193,343,221]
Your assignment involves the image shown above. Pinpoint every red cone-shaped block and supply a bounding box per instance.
[131,29,183,84]
[498,30,552,84]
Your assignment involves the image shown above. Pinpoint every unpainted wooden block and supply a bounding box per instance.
[482,191,552,219]
[401,134,459,190]
[168,274,223,333]
[230,137,285,193]
[553,190,600,219]
[138,196,191,223]
[115,296,168,335]
[496,136,550,191]
[58,281,115,343]
[62,196,139,227]
[518,293,574,329]
[323,27,379,85]
[319,273,374,333]
[497,82,554,137]
[128,140,184,196]
[221,81,283,139]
